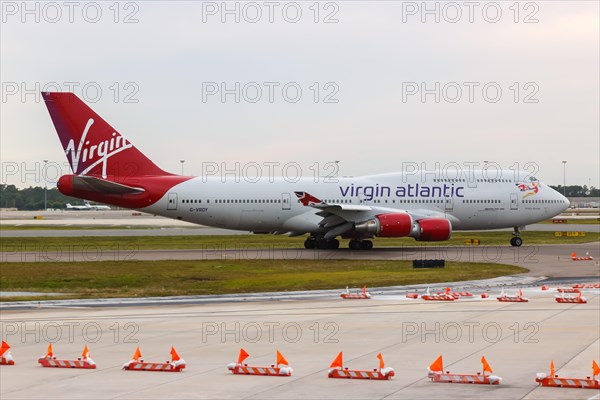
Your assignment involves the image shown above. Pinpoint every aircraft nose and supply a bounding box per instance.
[556,191,570,212]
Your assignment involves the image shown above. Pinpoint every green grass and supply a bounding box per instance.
[1,231,598,253]
[0,259,526,301]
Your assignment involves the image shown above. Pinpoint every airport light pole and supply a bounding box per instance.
[562,161,567,195]
[180,160,185,175]
[43,159,48,210]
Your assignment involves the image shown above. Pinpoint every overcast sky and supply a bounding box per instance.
[1,1,598,188]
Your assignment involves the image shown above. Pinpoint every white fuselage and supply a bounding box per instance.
[142,170,569,234]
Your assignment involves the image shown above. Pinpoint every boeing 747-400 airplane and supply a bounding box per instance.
[42,92,569,249]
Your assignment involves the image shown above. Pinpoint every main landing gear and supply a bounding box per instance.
[510,227,523,247]
[349,239,373,250]
[304,237,340,249]
[303,237,373,250]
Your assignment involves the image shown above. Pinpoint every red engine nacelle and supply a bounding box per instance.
[354,213,413,237]
[414,218,452,241]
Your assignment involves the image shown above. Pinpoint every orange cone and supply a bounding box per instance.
[0,341,14,365]
[330,352,343,369]
[593,360,600,378]
[45,344,53,358]
[0,341,9,357]
[377,353,385,370]
[237,348,249,364]
[429,355,443,372]
[481,356,493,374]
[276,350,288,366]
[132,347,142,361]
[550,360,555,377]
[170,347,181,362]
[82,345,90,359]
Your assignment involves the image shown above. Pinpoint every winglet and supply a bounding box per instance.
[294,192,325,207]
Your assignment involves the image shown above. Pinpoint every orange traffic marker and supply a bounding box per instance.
[573,283,600,289]
[496,289,529,302]
[557,287,580,293]
[0,341,15,365]
[227,349,292,376]
[535,360,600,389]
[341,286,371,299]
[328,352,395,380]
[123,346,186,372]
[421,288,454,301]
[436,288,473,298]
[571,252,593,261]
[555,292,587,304]
[428,355,502,385]
[38,344,96,369]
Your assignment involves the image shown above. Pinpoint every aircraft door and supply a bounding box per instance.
[282,193,291,210]
[444,196,453,212]
[167,193,178,210]
[510,193,518,210]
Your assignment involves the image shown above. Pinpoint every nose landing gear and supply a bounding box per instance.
[510,227,523,247]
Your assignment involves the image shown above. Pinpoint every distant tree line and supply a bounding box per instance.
[549,185,599,197]
[0,184,81,210]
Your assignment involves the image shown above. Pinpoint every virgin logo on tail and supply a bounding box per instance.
[65,118,133,178]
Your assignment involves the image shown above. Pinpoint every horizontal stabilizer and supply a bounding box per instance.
[72,176,145,195]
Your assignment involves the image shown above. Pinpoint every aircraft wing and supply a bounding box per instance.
[293,191,443,238]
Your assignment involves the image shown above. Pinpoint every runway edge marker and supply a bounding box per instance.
[535,360,600,389]
[328,352,395,380]
[227,349,293,376]
[428,355,502,385]
[122,346,186,372]
[38,344,96,369]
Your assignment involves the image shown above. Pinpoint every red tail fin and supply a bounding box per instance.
[42,92,169,178]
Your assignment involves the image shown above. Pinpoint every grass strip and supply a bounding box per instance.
[0,259,526,301]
